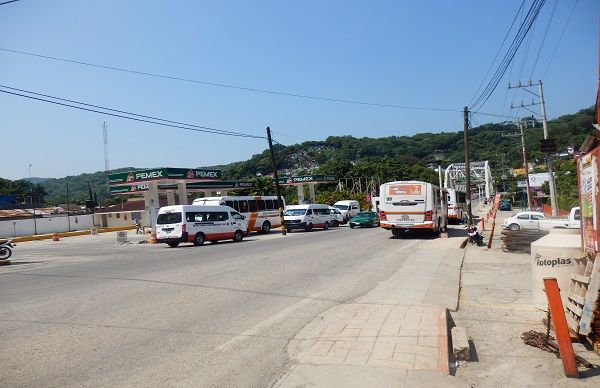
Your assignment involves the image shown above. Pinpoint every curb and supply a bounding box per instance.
[11,226,136,243]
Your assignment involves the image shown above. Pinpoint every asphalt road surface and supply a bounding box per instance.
[0,226,434,387]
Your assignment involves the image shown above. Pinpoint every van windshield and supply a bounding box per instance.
[157,212,182,224]
[334,205,348,210]
[285,209,307,216]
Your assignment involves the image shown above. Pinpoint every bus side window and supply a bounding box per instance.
[257,200,266,211]
[239,201,248,213]
[249,200,257,212]
[232,201,240,211]
[265,199,274,211]
[225,200,234,208]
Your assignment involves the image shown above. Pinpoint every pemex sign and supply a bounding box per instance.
[274,175,337,185]
[108,168,223,185]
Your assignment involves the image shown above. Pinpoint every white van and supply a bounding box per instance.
[378,181,446,236]
[284,204,333,231]
[333,200,360,221]
[155,205,248,247]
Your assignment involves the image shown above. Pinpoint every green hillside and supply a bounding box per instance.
[0,107,595,206]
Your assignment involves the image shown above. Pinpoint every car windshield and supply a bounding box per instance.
[157,212,182,224]
[355,212,371,217]
[284,209,306,216]
[334,205,349,210]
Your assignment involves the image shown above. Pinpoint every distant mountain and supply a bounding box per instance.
[24,106,598,205]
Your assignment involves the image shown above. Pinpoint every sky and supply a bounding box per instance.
[0,0,597,180]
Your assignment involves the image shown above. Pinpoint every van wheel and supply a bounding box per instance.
[233,230,244,242]
[392,229,402,237]
[324,221,329,230]
[167,242,180,248]
[305,223,313,232]
[332,220,339,227]
[193,233,205,246]
[261,221,271,233]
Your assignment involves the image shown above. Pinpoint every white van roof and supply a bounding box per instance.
[286,204,329,209]
[334,200,359,205]
[158,205,236,213]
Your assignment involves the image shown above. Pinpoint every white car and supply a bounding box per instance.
[329,206,345,227]
[502,211,564,231]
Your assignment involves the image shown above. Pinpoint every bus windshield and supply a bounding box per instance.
[157,212,182,224]
[334,205,348,210]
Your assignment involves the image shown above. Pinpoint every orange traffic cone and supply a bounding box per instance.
[52,233,60,242]
[150,231,157,244]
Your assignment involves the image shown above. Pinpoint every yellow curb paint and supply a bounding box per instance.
[11,226,136,243]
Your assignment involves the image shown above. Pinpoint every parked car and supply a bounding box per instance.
[349,211,380,228]
[329,206,345,227]
[499,200,512,211]
[502,207,580,231]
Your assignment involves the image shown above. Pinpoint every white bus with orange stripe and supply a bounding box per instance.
[155,205,248,247]
[378,180,446,237]
[446,188,466,224]
[192,196,285,234]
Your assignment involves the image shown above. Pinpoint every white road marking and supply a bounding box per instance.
[217,291,325,352]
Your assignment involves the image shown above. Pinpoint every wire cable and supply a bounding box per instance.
[529,0,558,79]
[0,84,255,138]
[468,0,526,107]
[0,47,460,113]
[0,85,265,139]
[0,0,20,5]
[471,0,546,113]
[542,0,577,78]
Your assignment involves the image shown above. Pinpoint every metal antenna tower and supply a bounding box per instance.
[103,122,109,172]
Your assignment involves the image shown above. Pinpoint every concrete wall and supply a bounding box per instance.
[0,215,95,238]
[99,211,146,228]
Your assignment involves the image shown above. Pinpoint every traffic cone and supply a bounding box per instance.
[150,231,157,244]
[52,233,60,242]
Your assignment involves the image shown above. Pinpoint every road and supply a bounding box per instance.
[0,226,433,387]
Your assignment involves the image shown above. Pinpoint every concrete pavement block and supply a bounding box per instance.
[451,326,470,361]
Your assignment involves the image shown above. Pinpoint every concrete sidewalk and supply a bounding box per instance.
[452,206,600,387]
[275,236,469,387]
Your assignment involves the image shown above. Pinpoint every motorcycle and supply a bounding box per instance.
[0,239,14,260]
[467,227,485,247]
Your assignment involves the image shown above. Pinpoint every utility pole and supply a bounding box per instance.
[518,121,533,209]
[538,81,558,216]
[463,106,472,228]
[509,80,558,216]
[266,127,286,236]
[29,163,37,235]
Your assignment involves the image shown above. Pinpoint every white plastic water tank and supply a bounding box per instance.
[530,228,585,310]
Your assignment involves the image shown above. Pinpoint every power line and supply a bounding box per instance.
[529,0,558,79]
[470,0,547,113]
[468,0,526,107]
[0,84,256,138]
[542,0,578,78]
[0,47,460,113]
[0,0,20,5]
[0,85,265,140]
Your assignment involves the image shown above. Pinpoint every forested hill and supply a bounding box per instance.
[222,106,596,179]
[2,106,595,205]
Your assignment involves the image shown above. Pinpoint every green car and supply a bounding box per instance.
[349,211,380,228]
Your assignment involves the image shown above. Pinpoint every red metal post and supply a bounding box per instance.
[543,277,579,378]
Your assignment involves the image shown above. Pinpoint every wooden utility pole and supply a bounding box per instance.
[464,106,472,228]
[266,127,286,236]
[518,121,533,209]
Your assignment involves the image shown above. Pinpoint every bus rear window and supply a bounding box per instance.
[157,212,182,224]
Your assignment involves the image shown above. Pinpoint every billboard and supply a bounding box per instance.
[578,150,599,253]
[528,173,550,188]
